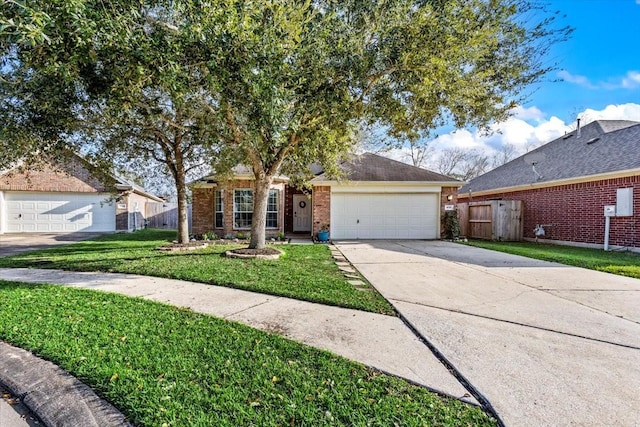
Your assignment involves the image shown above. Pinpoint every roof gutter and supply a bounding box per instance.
[459,168,640,199]
[115,184,164,202]
[312,180,464,187]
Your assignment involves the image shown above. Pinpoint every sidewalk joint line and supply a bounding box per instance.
[393,309,506,427]
[224,297,281,318]
[393,298,640,351]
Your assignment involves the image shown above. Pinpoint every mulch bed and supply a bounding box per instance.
[158,240,287,253]
[228,248,282,256]
[157,241,210,251]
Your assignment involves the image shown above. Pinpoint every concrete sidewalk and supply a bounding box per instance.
[0,267,475,408]
[336,240,640,427]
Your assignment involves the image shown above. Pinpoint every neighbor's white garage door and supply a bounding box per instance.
[331,193,439,239]
[5,192,116,233]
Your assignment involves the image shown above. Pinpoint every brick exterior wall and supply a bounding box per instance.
[440,187,458,206]
[440,186,459,238]
[311,186,331,236]
[459,175,640,248]
[191,187,215,235]
[191,180,285,238]
[0,158,107,192]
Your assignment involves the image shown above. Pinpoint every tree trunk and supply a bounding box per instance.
[175,181,190,244]
[249,176,273,249]
[174,162,190,244]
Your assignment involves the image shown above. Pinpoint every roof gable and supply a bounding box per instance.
[0,155,110,193]
[0,153,162,200]
[313,152,460,183]
[460,120,640,194]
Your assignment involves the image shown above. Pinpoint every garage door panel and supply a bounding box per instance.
[5,192,115,233]
[331,193,438,239]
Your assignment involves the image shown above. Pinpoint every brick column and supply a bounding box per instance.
[312,186,331,235]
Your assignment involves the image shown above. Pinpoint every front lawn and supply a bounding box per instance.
[0,229,393,315]
[464,240,640,279]
[0,281,495,426]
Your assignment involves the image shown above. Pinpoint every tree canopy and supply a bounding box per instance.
[1,0,571,248]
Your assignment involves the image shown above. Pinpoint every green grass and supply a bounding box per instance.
[0,281,495,426]
[0,229,393,315]
[463,240,640,279]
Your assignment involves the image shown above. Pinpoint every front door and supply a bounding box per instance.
[293,194,311,232]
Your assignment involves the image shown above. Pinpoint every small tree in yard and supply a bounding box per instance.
[0,1,231,243]
[1,0,571,250]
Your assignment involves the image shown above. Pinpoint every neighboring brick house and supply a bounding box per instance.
[191,153,462,240]
[458,120,640,251]
[0,154,163,233]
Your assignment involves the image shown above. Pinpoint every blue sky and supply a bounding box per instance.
[391,0,640,167]
[532,0,640,121]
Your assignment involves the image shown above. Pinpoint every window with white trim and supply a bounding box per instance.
[234,189,253,229]
[266,189,278,229]
[214,189,223,228]
[232,189,279,229]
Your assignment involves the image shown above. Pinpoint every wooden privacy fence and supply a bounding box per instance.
[457,200,523,241]
[146,202,192,231]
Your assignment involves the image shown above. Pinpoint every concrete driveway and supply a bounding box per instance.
[335,240,640,427]
[0,233,108,257]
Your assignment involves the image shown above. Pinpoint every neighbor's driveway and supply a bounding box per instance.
[335,240,640,427]
[0,233,107,257]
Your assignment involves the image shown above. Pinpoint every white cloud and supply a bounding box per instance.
[558,70,595,89]
[559,69,640,90]
[577,102,640,123]
[621,71,640,89]
[510,105,545,121]
[432,112,568,155]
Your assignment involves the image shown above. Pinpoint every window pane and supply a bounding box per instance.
[266,212,278,229]
[267,190,278,211]
[266,190,278,228]
[234,189,253,229]
[234,212,253,229]
[215,190,223,228]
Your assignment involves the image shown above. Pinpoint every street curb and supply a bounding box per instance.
[0,342,132,427]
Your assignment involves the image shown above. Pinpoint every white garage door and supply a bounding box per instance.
[5,192,116,233]
[331,193,439,239]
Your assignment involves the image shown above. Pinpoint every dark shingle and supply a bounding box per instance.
[313,152,460,182]
[460,120,640,194]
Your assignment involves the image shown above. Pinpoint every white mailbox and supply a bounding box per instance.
[604,205,616,217]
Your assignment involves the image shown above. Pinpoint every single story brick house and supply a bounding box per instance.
[458,120,640,251]
[191,152,462,240]
[0,154,163,233]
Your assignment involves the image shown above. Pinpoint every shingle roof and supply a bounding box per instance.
[459,120,640,194]
[312,152,461,183]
